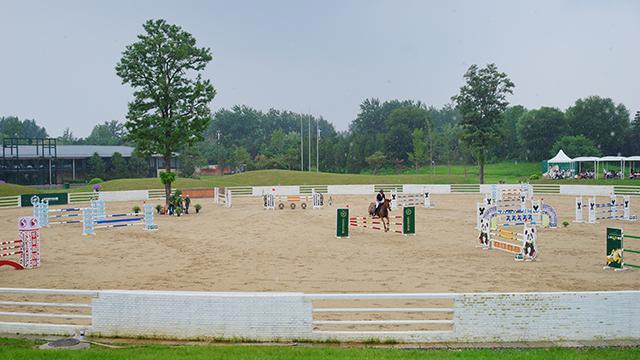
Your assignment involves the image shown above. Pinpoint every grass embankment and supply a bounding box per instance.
[1,162,639,197]
[0,338,638,359]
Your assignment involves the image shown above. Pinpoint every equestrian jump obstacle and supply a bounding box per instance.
[32,196,102,227]
[336,207,416,238]
[605,227,640,270]
[478,218,537,261]
[477,200,558,230]
[0,217,40,270]
[82,203,155,235]
[390,189,431,210]
[263,189,324,210]
[485,183,532,209]
[214,187,232,208]
[574,195,634,223]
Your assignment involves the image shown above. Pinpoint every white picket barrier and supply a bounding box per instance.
[390,189,430,210]
[588,195,633,224]
[214,187,232,208]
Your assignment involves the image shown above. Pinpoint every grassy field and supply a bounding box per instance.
[0,338,638,359]
[1,162,639,197]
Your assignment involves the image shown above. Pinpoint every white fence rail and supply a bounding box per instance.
[0,195,20,208]
[0,288,96,336]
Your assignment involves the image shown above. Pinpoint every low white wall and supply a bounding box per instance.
[560,185,615,196]
[454,291,640,342]
[99,190,149,202]
[403,185,451,194]
[327,185,374,195]
[91,290,313,340]
[252,186,300,196]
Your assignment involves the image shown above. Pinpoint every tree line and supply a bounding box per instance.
[3,93,639,178]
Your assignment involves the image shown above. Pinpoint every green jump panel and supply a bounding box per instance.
[402,206,415,235]
[336,208,349,238]
[606,227,623,269]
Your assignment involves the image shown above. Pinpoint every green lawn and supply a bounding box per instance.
[0,338,638,359]
[1,162,640,197]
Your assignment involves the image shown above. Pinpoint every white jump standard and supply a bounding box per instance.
[478,218,538,261]
[214,187,232,208]
[575,195,635,223]
[390,189,431,210]
[32,196,102,227]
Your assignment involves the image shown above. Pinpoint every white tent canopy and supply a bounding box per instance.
[548,150,573,163]
[573,156,600,162]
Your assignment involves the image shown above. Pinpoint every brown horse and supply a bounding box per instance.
[368,198,392,232]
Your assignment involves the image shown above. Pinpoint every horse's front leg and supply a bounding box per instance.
[384,217,389,232]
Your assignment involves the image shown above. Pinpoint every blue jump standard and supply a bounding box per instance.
[96,217,142,224]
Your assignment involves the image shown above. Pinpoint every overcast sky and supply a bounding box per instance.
[1,0,638,137]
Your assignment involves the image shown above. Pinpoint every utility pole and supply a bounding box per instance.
[308,116,311,171]
[300,118,303,171]
[316,120,319,173]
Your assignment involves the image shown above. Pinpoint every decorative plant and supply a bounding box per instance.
[89,178,103,185]
[132,205,141,214]
[562,221,569,228]
[175,207,183,217]
[155,204,163,214]
[195,204,202,214]
[92,184,103,192]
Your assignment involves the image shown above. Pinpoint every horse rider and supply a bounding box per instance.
[375,189,386,214]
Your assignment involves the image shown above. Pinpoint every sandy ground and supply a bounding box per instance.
[1,194,639,293]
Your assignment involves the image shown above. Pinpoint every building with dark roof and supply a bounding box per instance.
[0,138,171,185]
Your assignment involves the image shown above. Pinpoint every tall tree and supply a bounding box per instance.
[408,128,427,171]
[110,152,129,179]
[551,135,601,158]
[87,153,106,180]
[566,96,630,155]
[116,19,216,203]
[516,107,567,161]
[451,64,514,183]
[85,121,126,145]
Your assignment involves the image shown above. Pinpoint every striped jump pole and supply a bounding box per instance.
[480,223,538,261]
[83,204,156,235]
[336,207,415,238]
[0,216,40,270]
[605,228,640,270]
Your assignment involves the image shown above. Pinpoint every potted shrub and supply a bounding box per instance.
[195,204,202,214]
[175,207,183,217]
[132,205,141,214]
[155,204,163,214]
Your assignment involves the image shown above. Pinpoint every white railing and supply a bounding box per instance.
[0,195,21,208]
[305,293,457,336]
[0,288,96,336]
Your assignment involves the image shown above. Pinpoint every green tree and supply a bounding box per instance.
[517,107,567,161]
[128,156,149,178]
[110,152,128,179]
[87,152,106,180]
[366,151,386,174]
[451,64,515,183]
[566,96,630,155]
[551,135,601,158]
[178,146,206,177]
[85,121,126,145]
[407,128,427,171]
[116,19,216,204]
[230,146,251,170]
[0,116,48,138]
[58,128,80,144]
[494,105,527,160]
